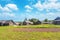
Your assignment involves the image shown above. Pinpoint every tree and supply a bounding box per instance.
[23,18,27,25]
[44,19,48,22]
[29,18,41,25]
[24,18,27,21]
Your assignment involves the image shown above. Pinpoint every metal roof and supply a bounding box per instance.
[55,17,60,20]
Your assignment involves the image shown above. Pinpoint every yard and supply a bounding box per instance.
[0,24,60,40]
[17,24,60,28]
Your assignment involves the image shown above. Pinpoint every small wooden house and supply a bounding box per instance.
[15,22,21,26]
[0,20,16,26]
[53,17,60,25]
[23,21,33,25]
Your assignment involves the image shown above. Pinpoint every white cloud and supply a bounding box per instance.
[0,4,18,17]
[0,5,3,10]
[25,5,33,10]
[24,0,60,20]
[26,9,31,13]
[33,1,43,11]
[32,0,60,19]
[40,12,60,20]
[3,7,11,12]
[0,4,18,12]
[32,12,60,20]
[25,5,33,13]
[2,13,15,17]
[6,4,18,10]
[33,0,60,11]
[48,0,57,2]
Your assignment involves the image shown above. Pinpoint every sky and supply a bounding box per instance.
[0,0,60,21]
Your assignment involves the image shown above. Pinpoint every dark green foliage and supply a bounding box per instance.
[23,21,27,25]
[29,18,41,25]
[44,19,48,22]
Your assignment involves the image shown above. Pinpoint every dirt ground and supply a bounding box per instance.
[13,28,60,32]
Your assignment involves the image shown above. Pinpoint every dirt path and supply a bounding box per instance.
[13,28,60,32]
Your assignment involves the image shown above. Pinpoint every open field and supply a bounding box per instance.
[0,24,60,28]
[0,25,60,40]
[0,31,60,40]
[17,24,60,28]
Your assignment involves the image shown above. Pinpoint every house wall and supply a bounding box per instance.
[53,21,60,25]
[9,21,15,26]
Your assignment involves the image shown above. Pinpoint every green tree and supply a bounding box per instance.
[44,19,48,22]
[29,18,41,25]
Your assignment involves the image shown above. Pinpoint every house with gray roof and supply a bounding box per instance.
[53,17,60,25]
[0,20,16,26]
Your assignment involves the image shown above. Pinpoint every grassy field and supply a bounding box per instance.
[0,25,60,40]
[0,24,60,28]
[16,24,60,28]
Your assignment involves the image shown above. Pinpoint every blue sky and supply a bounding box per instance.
[0,0,60,21]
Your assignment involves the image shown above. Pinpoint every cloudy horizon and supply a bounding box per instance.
[0,0,60,21]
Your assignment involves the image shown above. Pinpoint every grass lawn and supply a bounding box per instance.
[0,26,60,40]
[16,24,60,28]
[0,24,60,28]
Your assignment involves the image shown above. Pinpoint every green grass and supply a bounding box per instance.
[16,24,60,28]
[0,24,60,28]
[1,32,60,40]
[0,24,60,40]
[0,26,60,40]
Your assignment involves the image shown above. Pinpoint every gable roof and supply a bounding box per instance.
[54,17,60,21]
[0,20,16,24]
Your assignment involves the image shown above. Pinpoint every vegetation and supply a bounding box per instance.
[16,24,60,28]
[29,18,41,25]
[0,24,60,28]
[44,19,48,22]
[0,26,60,40]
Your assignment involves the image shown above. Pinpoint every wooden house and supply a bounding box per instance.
[23,21,33,25]
[0,20,16,26]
